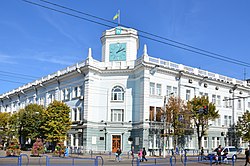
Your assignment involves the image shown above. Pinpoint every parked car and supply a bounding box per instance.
[222,146,237,160]
[206,146,237,161]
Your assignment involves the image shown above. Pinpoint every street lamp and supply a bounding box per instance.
[163,96,167,158]
[229,84,238,146]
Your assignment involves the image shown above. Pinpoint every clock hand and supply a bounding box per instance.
[116,48,125,54]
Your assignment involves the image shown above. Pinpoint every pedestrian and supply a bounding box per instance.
[222,148,228,164]
[131,146,135,159]
[142,147,148,162]
[115,148,122,162]
[244,145,250,166]
[138,149,142,162]
[175,146,179,155]
[215,145,222,165]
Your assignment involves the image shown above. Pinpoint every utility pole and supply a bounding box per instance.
[163,96,167,158]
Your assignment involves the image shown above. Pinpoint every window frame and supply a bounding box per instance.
[111,86,124,101]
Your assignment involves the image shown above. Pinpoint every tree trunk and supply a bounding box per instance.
[198,136,202,150]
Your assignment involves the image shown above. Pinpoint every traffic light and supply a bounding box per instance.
[203,106,208,115]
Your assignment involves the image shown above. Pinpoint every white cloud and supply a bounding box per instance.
[26,51,78,66]
[0,54,17,64]
[39,11,81,47]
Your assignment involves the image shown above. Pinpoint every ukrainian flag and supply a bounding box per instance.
[113,12,119,20]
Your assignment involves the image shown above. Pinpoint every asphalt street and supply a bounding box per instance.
[0,150,247,166]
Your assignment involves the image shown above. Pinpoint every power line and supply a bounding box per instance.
[0,73,36,80]
[0,79,27,85]
[38,0,250,67]
[2,0,248,87]
[23,0,113,29]
[0,70,38,79]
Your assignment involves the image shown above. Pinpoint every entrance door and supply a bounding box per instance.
[112,135,121,153]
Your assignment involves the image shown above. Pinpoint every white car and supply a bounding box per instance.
[207,146,237,160]
[222,146,237,160]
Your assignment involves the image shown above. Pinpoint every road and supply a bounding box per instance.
[0,150,247,166]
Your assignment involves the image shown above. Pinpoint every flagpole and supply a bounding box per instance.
[118,9,120,26]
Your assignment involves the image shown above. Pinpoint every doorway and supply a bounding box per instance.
[112,135,121,153]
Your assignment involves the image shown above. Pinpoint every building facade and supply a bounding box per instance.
[1,27,250,154]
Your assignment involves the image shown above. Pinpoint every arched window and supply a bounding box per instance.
[111,86,124,101]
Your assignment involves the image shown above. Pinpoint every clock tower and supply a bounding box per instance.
[101,27,139,63]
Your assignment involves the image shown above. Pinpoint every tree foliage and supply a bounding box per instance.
[8,104,44,145]
[0,112,11,144]
[236,110,250,144]
[188,96,220,149]
[41,101,71,143]
[165,96,193,147]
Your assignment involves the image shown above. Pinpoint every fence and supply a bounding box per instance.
[182,154,238,166]
[132,155,176,166]
[0,154,103,166]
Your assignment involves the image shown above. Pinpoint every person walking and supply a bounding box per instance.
[200,147,204,160]
[215,145,222,165]
[115,148,122,162]
[131,146,135,159]
[244,145,250,166]
[138,149,142,162]
[142,147,148,162]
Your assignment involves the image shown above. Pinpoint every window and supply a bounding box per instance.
[78,86,82,97]
[66,88,70,100]
[156,84,162,96]
[62,88,70,101]
[203,137,208,149]
[78,133,83,146]
[72,86,82,98]
[224,97,228,108]
[78,107,82,121]
[72,87,78,98]
[72,108,77,121]
[217,117,221,126]
[150,82,155,95]
[228,116,232,126]
[212,95,216,104]
[228,99,232,108]
[111,109,124,122]
[199,92,203,96]
[111,86,124,101]
[156,107,162,122]
[149,106,154,121]
[71,107,82,121]
[47,91,55,104]
[216,137,220,147]
[186,89,191,101]
[224,115,228,126]
[166,86,172,98]
[173,87,178,97]
[212,137,215,148]
[217,95,221,106]
[248,102,250,109]
[39,97,45,106]
[237,99,241,109]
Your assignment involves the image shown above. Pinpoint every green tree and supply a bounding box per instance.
[0,112,11,145]
[41,101,71,145]
[188,96,220,149]
[8,104,44,147]
[236,110,250,144]
[165,96,193,148]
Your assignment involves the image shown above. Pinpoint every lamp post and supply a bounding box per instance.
[163,96,167,158]
[230,84,238,146]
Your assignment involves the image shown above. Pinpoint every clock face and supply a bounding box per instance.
[109,43,126,61]
[115,27,122,34]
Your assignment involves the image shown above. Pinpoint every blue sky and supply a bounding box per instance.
[1,0,250,94]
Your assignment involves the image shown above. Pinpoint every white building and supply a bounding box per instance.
[1,27,250,154]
